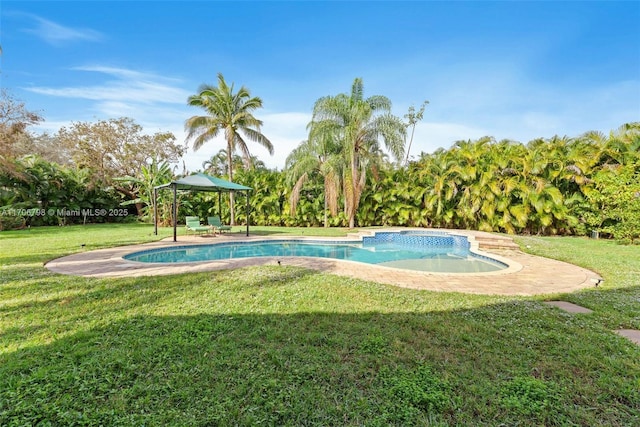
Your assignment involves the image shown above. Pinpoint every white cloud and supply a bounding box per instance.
[23,15,104,46]
[32,120,73,135]
[26,66,191,105]
[480,79,640,142]
[259,112,310,169]
[405,122,490,161]
[26,61,638,176]
[25,65,195,157]
[24,64,311,172]
[407,58,640,149]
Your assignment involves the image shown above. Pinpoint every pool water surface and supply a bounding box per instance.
[124,232,507,273]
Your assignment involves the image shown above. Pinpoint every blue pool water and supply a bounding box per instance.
[124,232,507,273]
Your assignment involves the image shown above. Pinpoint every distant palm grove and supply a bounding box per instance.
[1,78,638,242]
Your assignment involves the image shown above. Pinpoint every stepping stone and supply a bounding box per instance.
[615,329,640,345]
[544,301,593,314]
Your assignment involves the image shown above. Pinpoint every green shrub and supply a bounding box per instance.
[588,161,640,244]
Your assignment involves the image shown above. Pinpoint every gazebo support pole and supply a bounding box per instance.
[246,190,250,237]
[172,184,177,242]
[153,187,158,235]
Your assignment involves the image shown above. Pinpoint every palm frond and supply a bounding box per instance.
[242,127,274,154]
[325,171,339,216]
[289,173,308,215]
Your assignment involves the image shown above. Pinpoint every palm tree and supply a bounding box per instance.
[185,73,273,224]
[403,100,428,165]
[202,149,228,176]
[115,159,174,222]
[285,120,343,227]
[310,78,406,228]
[583,122,640,167]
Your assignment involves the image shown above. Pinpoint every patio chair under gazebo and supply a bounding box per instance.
[153,172,252,241]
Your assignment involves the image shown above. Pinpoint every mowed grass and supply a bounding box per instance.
[0,225,638,426]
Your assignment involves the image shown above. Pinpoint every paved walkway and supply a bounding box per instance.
[544,301,640,346]
[544,301,593,313]
[45,229,602,296]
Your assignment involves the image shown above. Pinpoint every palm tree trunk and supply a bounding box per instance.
[324,192,328,227]
[404,124,417,165]
[227,138,236,225]
[348,152,359,229]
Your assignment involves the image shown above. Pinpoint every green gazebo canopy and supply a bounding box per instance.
[154,173,252,241]
[156,172,252,192]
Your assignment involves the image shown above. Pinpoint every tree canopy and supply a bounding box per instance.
[308,77,407,228]
[54,117,185,213]
[185,73,273,224]
[0,89,44,170]
[1,75,638,243]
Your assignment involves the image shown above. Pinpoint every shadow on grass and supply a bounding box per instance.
[0,253,82,266]
[0,275,173,317]
[2,306,638,426]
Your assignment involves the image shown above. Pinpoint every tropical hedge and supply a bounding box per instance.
[211,123,639,243]
[0,155,129,229]
[1,123,639,242]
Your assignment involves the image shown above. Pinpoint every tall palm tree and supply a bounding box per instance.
[185,73,273,224]
[310,78,406,228]
[285,122,343,227]
[403,100,428,165]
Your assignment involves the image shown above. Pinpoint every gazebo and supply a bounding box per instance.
[153,172,253,241]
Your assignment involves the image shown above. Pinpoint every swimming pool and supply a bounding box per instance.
[124,231,508,273]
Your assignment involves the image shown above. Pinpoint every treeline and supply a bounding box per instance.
[0,155,126,228]
[0,85,184,228]
[0,81,637,241]
[188,123,638,243]
[2,123,638,242]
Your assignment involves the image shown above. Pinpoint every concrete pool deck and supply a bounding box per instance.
[45,229,602,296]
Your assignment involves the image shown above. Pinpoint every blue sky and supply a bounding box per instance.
[2,1,639,171]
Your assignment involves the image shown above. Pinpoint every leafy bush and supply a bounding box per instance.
[0,156,126,227]
[0,214,25,231]
[587,161,640,243]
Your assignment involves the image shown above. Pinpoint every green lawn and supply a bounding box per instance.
[1,224,638,426]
